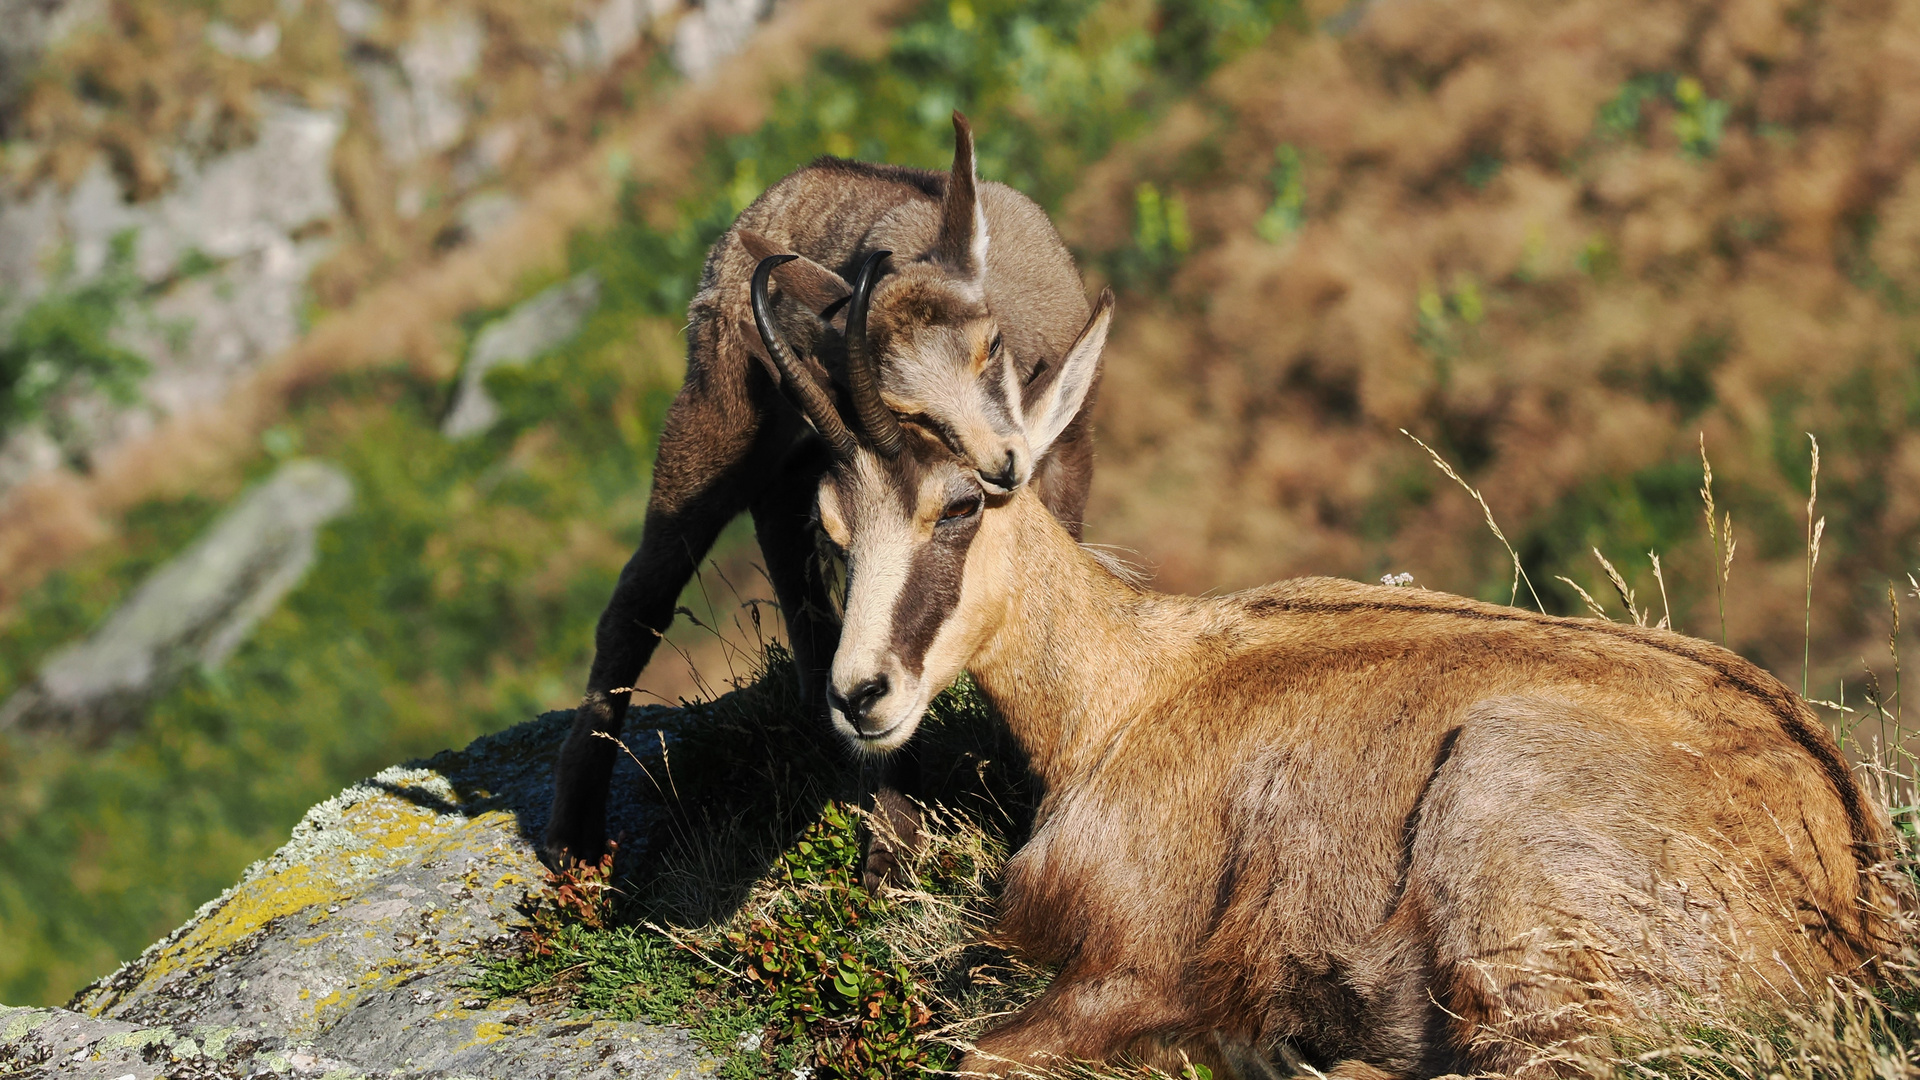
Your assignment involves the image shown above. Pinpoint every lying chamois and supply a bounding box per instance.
[546,114,1107,880]
[754,283,1895,1076]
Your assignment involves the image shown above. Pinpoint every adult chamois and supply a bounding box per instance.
[545,114,1109,884]
[756,283,1896,1076]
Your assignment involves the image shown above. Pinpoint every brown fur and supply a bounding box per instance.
[815,425,1894,1078]
[545,115,1100,873]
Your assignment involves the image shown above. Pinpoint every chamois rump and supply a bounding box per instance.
[545,114,1108,882]
[753,276,1895,1077]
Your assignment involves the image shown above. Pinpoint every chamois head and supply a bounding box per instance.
[749,113,1046,494]
[750,251,1112,752]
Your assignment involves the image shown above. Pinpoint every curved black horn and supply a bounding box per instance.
[845,249,903,457]
[752,255,857,458]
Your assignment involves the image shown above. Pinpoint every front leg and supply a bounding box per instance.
[546,321,771,865]
[958,963,1184,1076]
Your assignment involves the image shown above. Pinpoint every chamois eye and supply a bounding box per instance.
[939,495,983,523]
[988,333,1003,360]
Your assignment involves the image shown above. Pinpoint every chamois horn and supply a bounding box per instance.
[751,254,857,457]
[845,249,904,457]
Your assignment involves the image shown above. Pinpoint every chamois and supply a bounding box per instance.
[545,114,1106,879]
[757,285,1896,1076]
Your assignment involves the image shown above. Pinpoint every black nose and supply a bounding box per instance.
[829,676,890,729]
[984,450,1019,491]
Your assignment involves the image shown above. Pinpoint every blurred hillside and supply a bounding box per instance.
[2,0,1919,1011]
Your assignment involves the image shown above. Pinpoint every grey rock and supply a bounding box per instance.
[4,710,712,1078]
[449,190,521,245]
[0,460,355,735]
[205,19,282,61]
[133,101,343,282]
[0,99,342,504]
[360,14,484,168]
[443,274,600,438]
[0,182,59,306]
[135,237,335,419]
[560,0,679,71]
[50,99,342,286]
[330,0,385,40]
[670,0,772,81]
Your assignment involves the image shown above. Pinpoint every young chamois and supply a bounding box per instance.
[546,114,1108,881]
[756,291,1896,1076]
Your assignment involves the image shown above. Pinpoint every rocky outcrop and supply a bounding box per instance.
[0,101,344,497]
[0,0,786,508]
[0,709,704,1078]
[443,274,602,438]
[0,460,354,736]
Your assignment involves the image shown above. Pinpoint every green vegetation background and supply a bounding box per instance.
[0,0,1303,1007]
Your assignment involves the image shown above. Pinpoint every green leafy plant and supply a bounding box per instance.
[0,233,149,444]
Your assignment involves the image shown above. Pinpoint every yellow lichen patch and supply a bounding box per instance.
[100,791,453,998]
[461,1021,511,1051]
[127,862,338,991]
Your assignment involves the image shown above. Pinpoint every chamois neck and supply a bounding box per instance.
[966,493,1204,786]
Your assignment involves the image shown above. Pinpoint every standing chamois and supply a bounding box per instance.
[545,114,1109,883]
[755,293,1896,1076]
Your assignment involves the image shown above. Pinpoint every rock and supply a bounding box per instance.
[443,274,601,438]
[0,182,59,307]
[0,460,355,736]
[0,710,709,1079]
[359,14,485,168]
[205,19,282,61]
[53,100,344,286]
[561,0,680,71]
[671,0,773,81]
[0,100,342,503]
[448,190,522,247]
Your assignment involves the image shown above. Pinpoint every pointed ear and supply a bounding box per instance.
[738,229,852,321]
[1024,288,1111,458]
[934,111,987,277]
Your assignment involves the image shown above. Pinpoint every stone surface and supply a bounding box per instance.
[562,0,679,71]
[359,14,485,168]
[0,460,355,735]
[443,274,601,438]
[0,100,343,502]
[53,101,344,286]
[671,0,773,81]
[0,709,705,1079]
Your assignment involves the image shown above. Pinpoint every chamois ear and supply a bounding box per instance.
[934,111,987,277]
[738,229,852,321]
[1023,288,1111,457]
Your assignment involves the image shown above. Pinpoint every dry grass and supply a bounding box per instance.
[1067,0,1920,692]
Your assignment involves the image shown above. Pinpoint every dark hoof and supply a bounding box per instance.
[541,819,607,871]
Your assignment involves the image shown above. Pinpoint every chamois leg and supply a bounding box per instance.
[957,963,1183,1076]
[545,336,775,865]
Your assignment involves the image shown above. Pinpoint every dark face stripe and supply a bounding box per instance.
[977,362,1017,430]
[888,512,980,677]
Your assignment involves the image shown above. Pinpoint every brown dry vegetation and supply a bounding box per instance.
[1070,0,1920,688]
